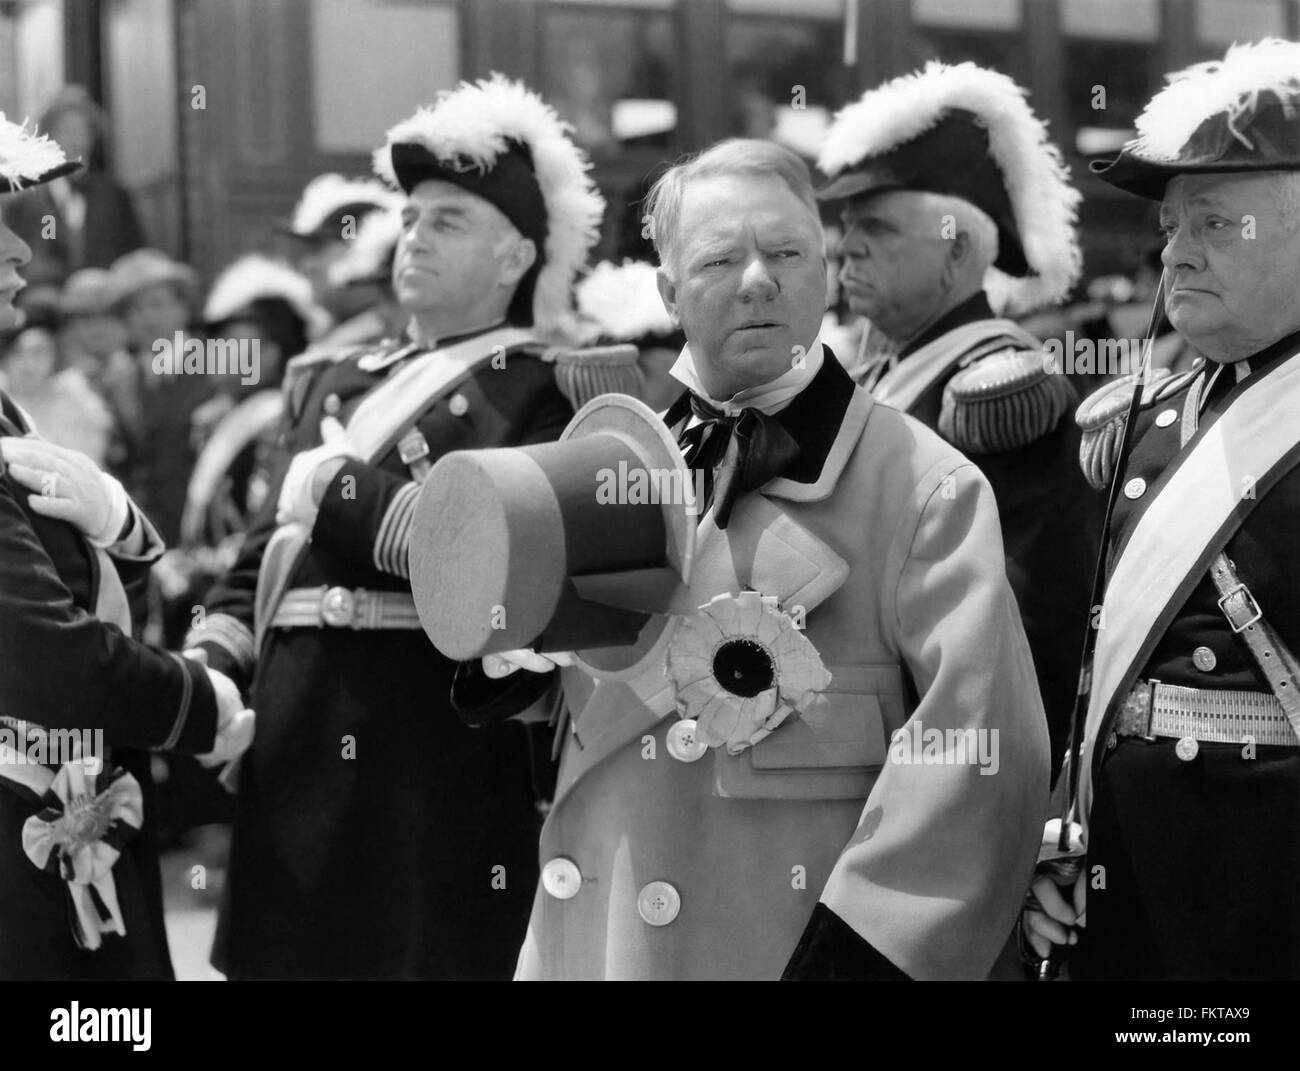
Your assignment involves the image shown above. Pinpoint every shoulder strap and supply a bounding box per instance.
[345,326,535,462]
[873,319,1038,412]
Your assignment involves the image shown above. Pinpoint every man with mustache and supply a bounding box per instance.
[0,115,251,979]
[818,63,1097,778]
[469,139,1049,979]
[1023,38,1300,979]
[184,76,605,979]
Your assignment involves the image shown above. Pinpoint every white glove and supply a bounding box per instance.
[1,436,129,546]
[276,415,357,528]
[481,648,575,679]
[197,667,255,768]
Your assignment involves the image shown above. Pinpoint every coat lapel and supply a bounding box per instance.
[552,481,856,808]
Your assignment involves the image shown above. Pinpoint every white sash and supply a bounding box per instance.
[252,326,535,646]
[872,318,1039,412]
[1078,347,1300,826]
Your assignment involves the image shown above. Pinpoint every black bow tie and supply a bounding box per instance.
[676,394,800,529]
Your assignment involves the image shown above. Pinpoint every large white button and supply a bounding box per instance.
[448,393,470,416]
[666,719,707,763]
[541,857,582,900]
[1175,736,1199,762]
[1155,408,1177,428]
[637,881,681,926]
[1124,477,1147,500]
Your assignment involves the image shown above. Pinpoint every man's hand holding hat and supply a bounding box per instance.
[482,648,574,679]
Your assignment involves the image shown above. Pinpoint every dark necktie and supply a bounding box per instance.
[677,394,800,529]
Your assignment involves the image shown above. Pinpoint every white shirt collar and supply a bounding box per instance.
[669,338,824,416]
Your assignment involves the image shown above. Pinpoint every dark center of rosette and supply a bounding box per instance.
[712,639,775,698]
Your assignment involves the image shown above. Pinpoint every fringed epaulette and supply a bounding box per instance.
[544,343,645,410]
[939,348,1075,454]
[282,341,383,420]
[1075,363,1202,490]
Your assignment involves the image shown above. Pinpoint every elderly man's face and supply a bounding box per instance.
[838,191,953,345]
[393,180,535,328]
[658,173,825,399]
[0,212,32,331]
[1160,172,1300,361]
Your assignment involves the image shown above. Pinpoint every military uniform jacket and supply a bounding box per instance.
[187,325,572,979]
[512,354,1050,980]
[866,293,1099,775]
[1069,330,1300,979]
[0,391,218,980]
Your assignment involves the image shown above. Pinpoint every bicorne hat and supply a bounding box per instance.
[1093,38,1300,200]
[0,113,80,192]
[373,74,605,337]
[817,62,1081,313]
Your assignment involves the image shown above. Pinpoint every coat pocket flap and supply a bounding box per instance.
[750,692,886,770]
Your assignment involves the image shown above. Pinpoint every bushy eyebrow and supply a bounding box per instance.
[1160,195,1234,224]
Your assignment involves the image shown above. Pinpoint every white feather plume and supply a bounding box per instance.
[291,174,400,236]
[328,204,403,288]
[1130,38,1300,161]
[0,113,70,191]
[204,254,330,341]
[818,61,1082,310]
[373,73,606,337]
[575,261,676,344]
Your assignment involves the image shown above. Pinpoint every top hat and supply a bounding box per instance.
[408,394,696,680]
[1093,38,1300,201]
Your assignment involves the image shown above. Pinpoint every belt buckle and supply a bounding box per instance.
[320,586,356,628]
[397,430,430,467]
[1217,584,1263,633]
[1115,680,1157,741]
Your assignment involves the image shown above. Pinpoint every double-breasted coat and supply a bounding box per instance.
[188,325,571,979]
[478,353,1051,979]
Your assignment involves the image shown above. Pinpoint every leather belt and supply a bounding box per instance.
[1116,679,1299,748]
[270,586,423,630]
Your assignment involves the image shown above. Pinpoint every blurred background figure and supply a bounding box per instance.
[0,298,114,466]
[4,86,145,286]
[573,259,680,411]
[58,266,129,383]
[103,247,213,570]
[318,197,407,347]
[183,253,327,556]
[276,173,398,331]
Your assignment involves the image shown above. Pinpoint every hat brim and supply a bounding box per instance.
[815,168,903,203]
[113,266,198,308]
[1091,151,1300,200]
[5,159,82,193]
[562,393,696,680]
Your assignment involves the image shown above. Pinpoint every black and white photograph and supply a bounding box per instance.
[0,0,1295,1052]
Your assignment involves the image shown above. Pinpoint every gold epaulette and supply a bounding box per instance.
[939,348,1075,454]
[1075,363,1202,490]
[546,343,645,409]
